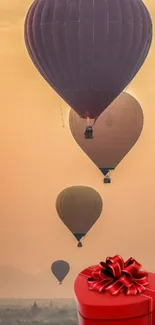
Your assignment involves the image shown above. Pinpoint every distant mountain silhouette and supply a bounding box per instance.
[0,265,74,298]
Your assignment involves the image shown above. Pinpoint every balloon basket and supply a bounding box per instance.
[77,241,83,248]
[84,126,93,139]
[59,282,62,285]
[104,176,111,184]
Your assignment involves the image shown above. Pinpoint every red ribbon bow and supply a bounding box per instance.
[81,255,149,295]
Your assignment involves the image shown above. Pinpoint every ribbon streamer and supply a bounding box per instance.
[81,255,149,296]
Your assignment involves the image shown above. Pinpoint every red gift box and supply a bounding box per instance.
[74,256,155,325]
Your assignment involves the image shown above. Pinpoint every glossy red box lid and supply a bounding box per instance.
[74,267,155,320]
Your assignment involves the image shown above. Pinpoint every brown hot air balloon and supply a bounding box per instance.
[56,186,103,247]
[69,92,144,182]
[51,260,70,284]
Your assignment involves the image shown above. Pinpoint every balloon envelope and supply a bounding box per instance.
[24,0,152,119]
[51,260,70,283]
[56,186,103,245]
[69,92,144,173]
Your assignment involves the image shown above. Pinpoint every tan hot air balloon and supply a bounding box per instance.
[56,186,103,247]
[69,92,144,182]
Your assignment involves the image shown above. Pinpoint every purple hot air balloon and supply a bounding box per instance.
[24,0,152,134]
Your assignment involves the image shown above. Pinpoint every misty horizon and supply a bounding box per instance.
[0,298,78,325]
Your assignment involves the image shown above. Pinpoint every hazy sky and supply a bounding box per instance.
[0,0,155,298]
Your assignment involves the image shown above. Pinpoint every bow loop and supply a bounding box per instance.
[81,255,148,296]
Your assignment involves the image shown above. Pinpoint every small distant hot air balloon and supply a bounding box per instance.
[24,0,152,137]
[51,260,70,284]
[56,186,103,247]
[69,92,144,182]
